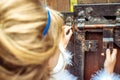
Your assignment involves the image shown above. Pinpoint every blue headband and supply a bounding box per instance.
[42,8,51,36]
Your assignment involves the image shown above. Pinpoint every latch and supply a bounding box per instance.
[103,27,114,53]
[85,40,98,52]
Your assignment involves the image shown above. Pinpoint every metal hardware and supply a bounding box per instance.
[114,28,120,48]
[85,40,98,52]
[103,28,114,53]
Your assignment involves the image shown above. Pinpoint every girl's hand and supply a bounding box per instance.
[60,25,73,49]
[104,49,117,74]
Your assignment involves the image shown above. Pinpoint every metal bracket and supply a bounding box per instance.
[85,40,98,52]
[103,27,114,53]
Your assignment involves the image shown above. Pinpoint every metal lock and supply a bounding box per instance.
[84,40,98,52]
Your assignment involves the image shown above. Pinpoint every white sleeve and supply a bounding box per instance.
[90,69,120,80]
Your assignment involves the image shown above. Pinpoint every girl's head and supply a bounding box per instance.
[0,0,64,80]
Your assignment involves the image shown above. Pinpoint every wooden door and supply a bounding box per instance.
[41,0,70,11]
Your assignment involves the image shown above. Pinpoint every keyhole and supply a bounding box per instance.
[88,42,92,50]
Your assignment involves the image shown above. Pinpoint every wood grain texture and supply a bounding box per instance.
[41,0,120,11]
[42,0,70,11]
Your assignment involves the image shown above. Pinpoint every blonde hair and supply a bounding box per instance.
[0,0,64,80]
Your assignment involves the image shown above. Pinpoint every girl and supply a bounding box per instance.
[0,0,119,80]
